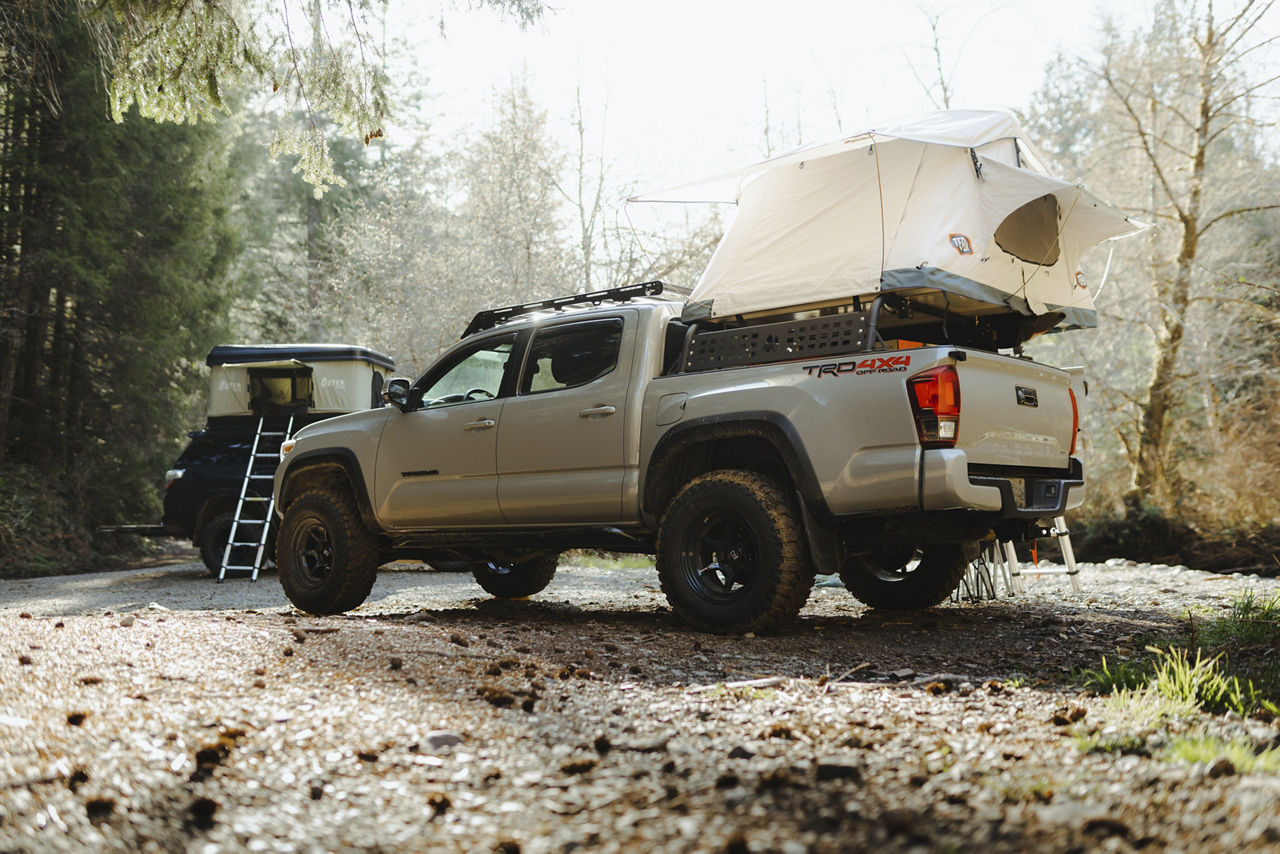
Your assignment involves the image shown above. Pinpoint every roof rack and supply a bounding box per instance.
[462,281,666,338]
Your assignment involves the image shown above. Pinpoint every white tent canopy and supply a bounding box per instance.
[630,110,1147,326]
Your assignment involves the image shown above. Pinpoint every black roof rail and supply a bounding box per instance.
[461,281,666,338]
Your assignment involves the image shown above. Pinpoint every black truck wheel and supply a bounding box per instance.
[471,553,559,598]
[199,512,235,574]
[278,490,380,614]
[838,543,969,610]
[656,470,813,634]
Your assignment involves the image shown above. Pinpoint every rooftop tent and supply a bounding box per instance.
[205,344,395,418]
[629,109,1148,329]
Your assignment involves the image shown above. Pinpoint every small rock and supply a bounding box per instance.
[427,792,451,815]
[715,772,740,789]
[479,686,516,708]
[119,615,136,627]
[729,745,755,759]
[816,762,862,782]
[389,657,404,671]
[17,654,32,666]
[1083,817,1130,838]
[66,712,88,727]
[85,797,115,822]
[188,797,219,830]
[593,735,612,755]
[560,758,595,775]
[423,730,464,750]
[1207,757,1236,778]
[891,668,916,680]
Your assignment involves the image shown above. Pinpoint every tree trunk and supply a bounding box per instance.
[1127,42,1213,509]
[0,101,38,462]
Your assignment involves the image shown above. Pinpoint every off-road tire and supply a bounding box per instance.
[838,543,969,610]
[199,512,235,574]
[656,470,814,634]
[471,553,560,598]
[278,490,380,615]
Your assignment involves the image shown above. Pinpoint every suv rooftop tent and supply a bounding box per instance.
[207,344,395,371]
[462,281,668,338]
[205,343,396,418]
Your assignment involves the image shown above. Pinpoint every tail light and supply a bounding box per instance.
[1068,387,1079,456]
[908,365,960,448]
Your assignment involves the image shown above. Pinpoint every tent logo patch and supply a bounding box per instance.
[949,234,973,255]
[1075,271,1088,289]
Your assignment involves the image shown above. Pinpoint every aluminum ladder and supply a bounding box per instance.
[219,415,293,582]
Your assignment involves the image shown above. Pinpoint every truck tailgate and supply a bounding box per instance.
[954,350,1074,470]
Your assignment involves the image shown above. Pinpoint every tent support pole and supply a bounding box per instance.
[865,296,884,351]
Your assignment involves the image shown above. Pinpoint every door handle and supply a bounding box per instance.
[579,405,617,419]
[464,419,496,431]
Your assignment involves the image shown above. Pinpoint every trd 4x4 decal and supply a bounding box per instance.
[802,355,912,377]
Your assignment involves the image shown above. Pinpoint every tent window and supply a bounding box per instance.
[994,194,1061,266]
[248,368,314,414]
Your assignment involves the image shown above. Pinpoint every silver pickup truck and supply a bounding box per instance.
[272,282,1084,632]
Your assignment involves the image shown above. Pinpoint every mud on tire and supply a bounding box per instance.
[278,490,381,615]
[656,470,814,634]
[471,553,560,599]
[838,542,970,610]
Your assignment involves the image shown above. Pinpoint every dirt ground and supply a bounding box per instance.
[2,554,1280,852]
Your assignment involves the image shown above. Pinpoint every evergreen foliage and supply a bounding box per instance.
[0,10,238,574]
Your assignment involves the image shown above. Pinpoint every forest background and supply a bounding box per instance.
[0,0,1277,576]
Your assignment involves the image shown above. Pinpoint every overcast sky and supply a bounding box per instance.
[380,0,1280,203]
[400,1,1116,185]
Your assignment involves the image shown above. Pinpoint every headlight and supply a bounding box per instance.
[164,468,185,489]
[279,439,297,461]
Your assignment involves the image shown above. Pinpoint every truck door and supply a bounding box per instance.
[373,333,516,528]
[497,316,633,523]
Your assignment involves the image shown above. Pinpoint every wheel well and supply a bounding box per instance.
[279,461,359,513]
[193,497,237,541]
[645,427,796,519]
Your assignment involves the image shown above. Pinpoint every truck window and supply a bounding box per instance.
[421,336,515,407]
[520,319,623,395]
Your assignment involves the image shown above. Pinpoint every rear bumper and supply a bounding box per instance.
[921,451,1084,518]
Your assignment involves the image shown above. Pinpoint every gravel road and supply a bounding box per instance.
[3,555,1280,852]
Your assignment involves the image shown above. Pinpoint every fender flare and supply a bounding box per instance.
[277,448,381,534]
[641,411,829,520]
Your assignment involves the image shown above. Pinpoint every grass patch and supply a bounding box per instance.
[1077,591,1280,763]
[1075,686,1200,755]
[1191,589,1280,648]
[1079,656,1154,694]
[1143,646,1278,718]
[1163,735,1280,773]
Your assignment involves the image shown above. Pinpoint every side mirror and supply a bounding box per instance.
[383,377,414,412]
